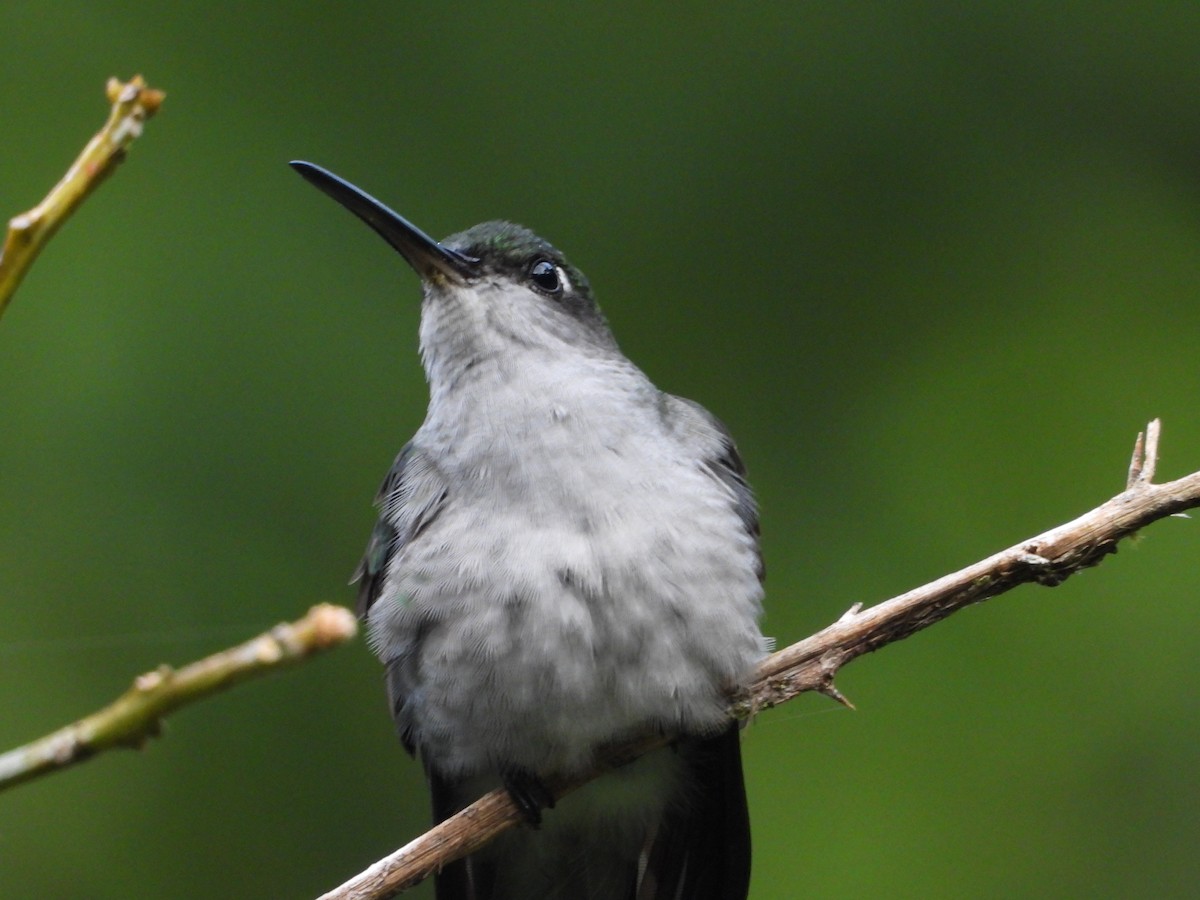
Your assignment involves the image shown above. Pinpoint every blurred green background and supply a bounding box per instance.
[2,3,1199,897]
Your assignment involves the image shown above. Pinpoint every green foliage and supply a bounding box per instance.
[3,3,1200,897]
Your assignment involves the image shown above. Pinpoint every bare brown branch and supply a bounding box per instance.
[0,604,357,793]
[318,419,1200,900]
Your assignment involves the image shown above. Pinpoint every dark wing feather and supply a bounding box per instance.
[353,442,449,757]
[666,396,764,582]
[357,449,482,900]
[351,441,449,617]
[353,516,400,618]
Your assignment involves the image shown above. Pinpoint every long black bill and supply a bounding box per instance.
[289,161,478,283]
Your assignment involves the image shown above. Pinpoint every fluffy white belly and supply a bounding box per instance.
[369,450,763,776]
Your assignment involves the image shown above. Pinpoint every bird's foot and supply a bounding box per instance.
[502,769,555,827]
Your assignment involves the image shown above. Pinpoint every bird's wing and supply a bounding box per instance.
[665,395,764,582]
[353,442,449,757]
[354,445,487,900]
[633,396,757,899]
[351,441,449,617]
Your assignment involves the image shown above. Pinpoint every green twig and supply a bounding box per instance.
[0,604,357,793]
[0,75,164,320]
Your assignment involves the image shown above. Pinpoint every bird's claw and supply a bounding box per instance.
[503,770,555,827]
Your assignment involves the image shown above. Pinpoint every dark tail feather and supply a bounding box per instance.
[640,725,751,900]
[427,725,750,900]
[429,768,496,900]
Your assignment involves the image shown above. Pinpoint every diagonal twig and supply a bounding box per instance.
[0,75,164,320]
[0,604,357,793]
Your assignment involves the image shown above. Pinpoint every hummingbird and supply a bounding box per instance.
[291,161,766,900]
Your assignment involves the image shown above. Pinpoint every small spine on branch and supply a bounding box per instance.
[1128,418,1161,487]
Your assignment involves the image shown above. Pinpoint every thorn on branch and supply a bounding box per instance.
[816,651,856,709]
[1128,418,1162,488]
[837,602,864,623]
[817,681,856,710]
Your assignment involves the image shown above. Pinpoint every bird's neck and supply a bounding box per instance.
[418,345,663,497]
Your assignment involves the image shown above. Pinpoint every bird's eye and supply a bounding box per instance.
[529,259,561,294]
